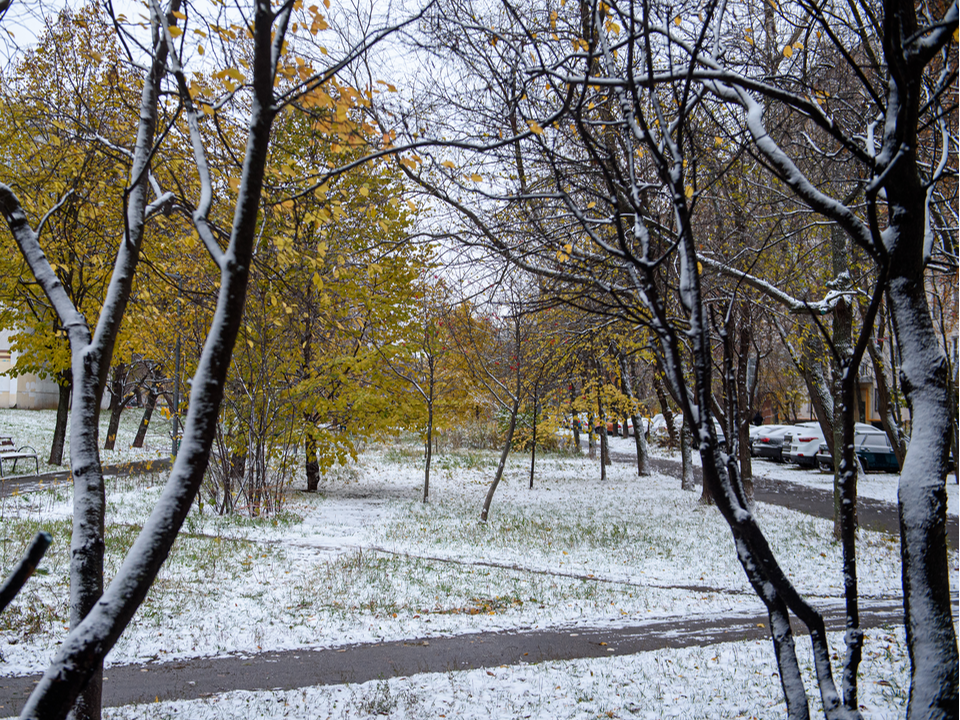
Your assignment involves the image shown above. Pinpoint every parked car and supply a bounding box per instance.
[747,424,768,442]
[815,425,901,473]
[856,431,900,472]
[783,422,823,467]
[712,420,727,450]
[752,425,791,461]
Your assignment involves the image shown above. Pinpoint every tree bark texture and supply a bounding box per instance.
[48,370,71,466]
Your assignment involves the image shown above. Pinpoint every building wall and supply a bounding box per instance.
[0,329,60,410]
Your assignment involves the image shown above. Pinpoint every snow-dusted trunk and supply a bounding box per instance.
[48,370,70,465]
[653,373,678,447]
[528,387,537,489]
[801,332,835,454]
[480,394,519,522]
[104,363,128,451]
[866,337,908,468]
[132,386,157,449]
[569,383,581,450]
[14,2,288,717]
[888,271,957,717]
[886,159,958,720]
[617,352,649,476]
[424,381,433,503]
[880,4,959,712]
[67,360,106,720]
[734,319,753,499]
[680,419,695,492]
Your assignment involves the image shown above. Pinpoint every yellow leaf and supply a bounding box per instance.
[674,16,681,25]
[441,160,456,169]
[697,261,703,274]
[685,185,694,199]
[171,10,186,19]
[586,201,596,209]
[470,173,483,182]
[168,25,183,38]
[528,121,544,134]
[783,45,793,58]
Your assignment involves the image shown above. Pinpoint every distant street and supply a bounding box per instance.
[608,447,959,549]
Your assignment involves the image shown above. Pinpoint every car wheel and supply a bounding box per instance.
[860,458,870,473]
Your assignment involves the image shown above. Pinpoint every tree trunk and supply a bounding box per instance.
[595,375,609,480]
[882,67,959,710]
[680,419,695,492]
[304,430,320,493]
[866,333,908,468]
[587,412,596,459]
[569,384,581,450]
[735,318,754,500]
[48,370,71,466]
[618,353,650,476]
[528,391,537,489]
[481,396,519,522]
[654,374,678,447]
[132,388,157,449]
[800,331,835,453]
[424,400,433,503]
[103,364,128,451]
[68,362,107,720]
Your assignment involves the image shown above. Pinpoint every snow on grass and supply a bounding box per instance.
[0,407,171,474]
[0,414,940,718]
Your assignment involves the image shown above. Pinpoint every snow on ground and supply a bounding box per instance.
[0,413,952,718]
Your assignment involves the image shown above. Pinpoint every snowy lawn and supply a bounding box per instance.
[0,415,953,719]
[0,407,171,474]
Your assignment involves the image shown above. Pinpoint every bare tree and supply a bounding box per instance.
[384,0,956,715]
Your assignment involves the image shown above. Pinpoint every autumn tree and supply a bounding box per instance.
[0,6,139,464]
[0,1,433,717]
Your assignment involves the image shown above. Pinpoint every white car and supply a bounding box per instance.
[789,422,886,469]
[783,422,824,467]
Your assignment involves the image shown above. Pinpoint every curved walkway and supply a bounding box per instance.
[0,598,911,711]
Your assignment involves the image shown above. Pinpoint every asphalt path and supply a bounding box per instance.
[0,458,171,498]
[0,599,911,711]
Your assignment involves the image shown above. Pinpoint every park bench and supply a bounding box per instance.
[0,438,39,478]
